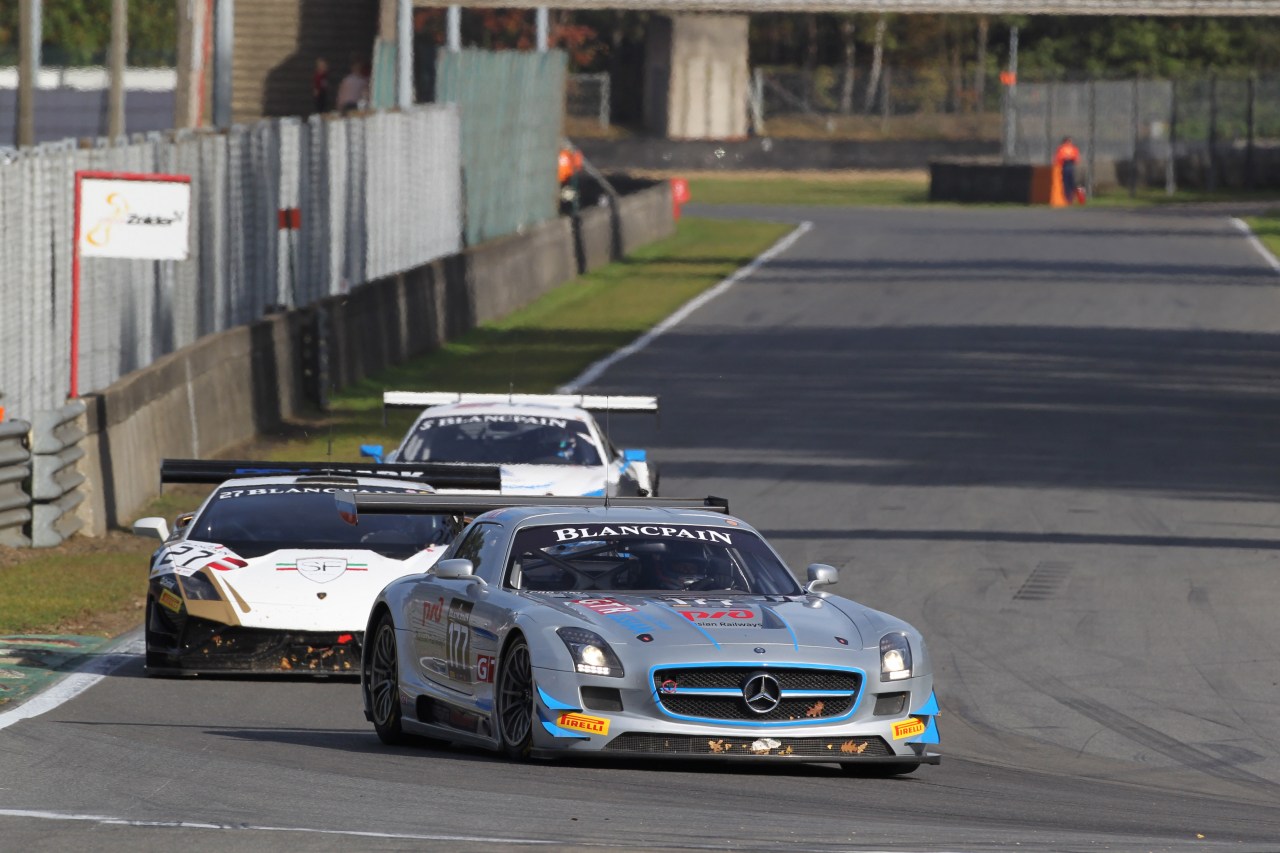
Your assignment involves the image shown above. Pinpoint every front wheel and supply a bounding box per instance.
[496,637,535,760]
[365,613,406,745]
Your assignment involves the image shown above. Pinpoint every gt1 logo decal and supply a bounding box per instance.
[553,526,732,544]
[892,718,926,740]
[556,712,610,736]
[476,654,495,683]
[575,598,636,615]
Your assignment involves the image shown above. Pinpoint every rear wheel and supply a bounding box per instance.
[496,637,535,760]
[365,613,406,745]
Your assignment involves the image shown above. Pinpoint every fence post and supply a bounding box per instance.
[1167,80,1178,196]
[1045,81,1055,163]
[1129,78,1140,198]
[599,72,611,129]
[1087,79,1097,200]
[1246,74,1256,190]
[880,65,891,133]
[1208,75,1219,193]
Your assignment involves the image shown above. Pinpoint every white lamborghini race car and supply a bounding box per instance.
[360,392,660,498]
[132,459,499,676]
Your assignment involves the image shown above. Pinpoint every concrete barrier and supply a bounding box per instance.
[79,181,675,532]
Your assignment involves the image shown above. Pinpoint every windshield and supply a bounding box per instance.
[189,485,464,559]
[506,524,801,595]
[396,413,604,466]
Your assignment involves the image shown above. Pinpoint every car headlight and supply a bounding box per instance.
[557,627,624,677]
[880,632,913,681]
[180,570,223,601]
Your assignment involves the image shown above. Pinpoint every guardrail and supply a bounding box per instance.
[29,400,86,547]
[0,418,32,547]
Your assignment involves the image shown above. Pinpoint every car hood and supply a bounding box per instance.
[500,464,605,497]
[530,593,866,652]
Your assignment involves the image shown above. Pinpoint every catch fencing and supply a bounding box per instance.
[567,73,611,129]
[1005,75,1280,191]
[0,105,463,424]
[437,49,566,247]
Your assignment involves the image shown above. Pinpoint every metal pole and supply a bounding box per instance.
[212,0,234,128]
[1166,81,1178,196]
[1208,75,1218,193]
[447,6,461,52]
[1003,25,1018,161]
[1045,81,1054,164]
[1129,78,1139,198]
[108,0,128,139]
[17,0,41,147]
[1087,79,1096,200]
[536,8,549,53]
[1246,74,1256,190]
[397,0,413,107]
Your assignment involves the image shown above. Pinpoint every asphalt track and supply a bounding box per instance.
[4,204,1280,852]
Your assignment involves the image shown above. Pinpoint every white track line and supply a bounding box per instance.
[1230,217,1280,275]
[559,220,814,393]
[0,631,143,732]
[0,809,564,845]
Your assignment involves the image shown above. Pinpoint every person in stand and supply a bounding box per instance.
[336,58,370,114]
[312,57,330,114]
[1055,135,1081,205]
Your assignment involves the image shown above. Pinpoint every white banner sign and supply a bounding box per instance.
[77,176,192,261]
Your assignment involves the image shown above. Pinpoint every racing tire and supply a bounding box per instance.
[840,761,920,777]
[143,599,178,678]
[496,636,536,760]
[365,613,407,745]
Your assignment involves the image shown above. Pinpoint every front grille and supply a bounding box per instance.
[660,694,855,722]
[604,732,892,758]
[655,667,859,692]
[652,666,861,722]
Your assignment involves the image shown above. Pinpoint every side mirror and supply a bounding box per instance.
[622,449,647,462]
[360,444,385,464]
[435,558,476,580]
[804,563,838,593]
[133,517,171,541]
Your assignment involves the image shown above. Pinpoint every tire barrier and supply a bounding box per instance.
[29,401,87,548]
[0,419,32,547]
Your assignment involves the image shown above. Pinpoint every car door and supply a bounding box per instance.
[408,522,507,698]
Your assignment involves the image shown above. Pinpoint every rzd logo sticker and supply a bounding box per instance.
[892,718,926,740]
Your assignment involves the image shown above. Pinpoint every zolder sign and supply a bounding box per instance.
[77,175,192,261]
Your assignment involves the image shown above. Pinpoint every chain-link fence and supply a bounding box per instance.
[0,67,177,146]
[437,49,566,247]
[1006,75,1280,192]
[0,105,463,423]
[567,73,611,129]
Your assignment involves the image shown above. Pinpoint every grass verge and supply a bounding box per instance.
[685,172,1280,211]
[1244,214,1280,258]
[0,215,793,637]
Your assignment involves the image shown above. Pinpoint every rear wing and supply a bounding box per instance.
[160,458,503,492]
[336,492,729,524]
[382,391,658,425]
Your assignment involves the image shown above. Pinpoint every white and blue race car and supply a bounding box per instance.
[361,392,659,498]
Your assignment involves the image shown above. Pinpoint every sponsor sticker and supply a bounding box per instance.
[892,718,926,740]
[159,589,183,613]
[476,654,495,683]
[574,598,636,615]
[556,712,610,736]
[553,525,733,544]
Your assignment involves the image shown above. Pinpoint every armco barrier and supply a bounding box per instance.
[29,401,88,547]
[80,181,675,533]
[0,419,32,547]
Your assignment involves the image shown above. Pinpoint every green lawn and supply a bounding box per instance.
[0,215,793,636]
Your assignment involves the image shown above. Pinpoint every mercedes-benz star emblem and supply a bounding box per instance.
[741,672,782,715]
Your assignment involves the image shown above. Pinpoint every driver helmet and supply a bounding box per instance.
[654,544,711,590]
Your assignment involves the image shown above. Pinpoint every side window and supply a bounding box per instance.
[447,522,506,581]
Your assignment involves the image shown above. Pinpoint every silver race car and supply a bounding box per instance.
[359,392,659,498]
[342,493,940,773]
